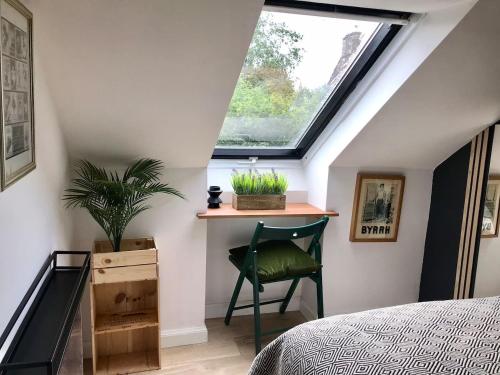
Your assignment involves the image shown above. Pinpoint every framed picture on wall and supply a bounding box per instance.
[350,174,405,242]
[0,0,34,190]
[481,176,500,238]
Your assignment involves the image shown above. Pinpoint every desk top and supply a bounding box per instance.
[196,203,339,219]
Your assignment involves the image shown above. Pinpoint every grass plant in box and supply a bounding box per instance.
[231,169,288,210]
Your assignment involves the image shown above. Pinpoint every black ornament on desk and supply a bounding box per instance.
[207,185,222,208]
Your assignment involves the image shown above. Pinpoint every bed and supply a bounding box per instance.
[249,297,500,374]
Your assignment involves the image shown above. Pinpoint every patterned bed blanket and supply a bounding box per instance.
[249,297,500,375]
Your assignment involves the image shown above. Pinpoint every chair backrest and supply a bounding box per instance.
[249,216,330,255]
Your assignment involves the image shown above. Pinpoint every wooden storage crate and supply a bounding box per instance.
[90,238,160,375]
[232,194,286,210]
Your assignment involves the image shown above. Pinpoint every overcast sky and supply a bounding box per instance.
[266,11,379,89]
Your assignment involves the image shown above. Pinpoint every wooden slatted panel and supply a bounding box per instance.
[454,127,490,299]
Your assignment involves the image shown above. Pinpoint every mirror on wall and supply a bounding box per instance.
[475,124,500,298]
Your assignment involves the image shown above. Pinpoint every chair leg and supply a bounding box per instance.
[316,271,324,319]
[252,251,262,354]
[224,269,246,326]
[280,278,300,314]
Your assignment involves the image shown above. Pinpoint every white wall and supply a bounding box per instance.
[300,167,432,318]
[72,168,207,353]
[0,0,73,345]
[474,236,500,298]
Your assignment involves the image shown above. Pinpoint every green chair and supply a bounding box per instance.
[224,216,330,354]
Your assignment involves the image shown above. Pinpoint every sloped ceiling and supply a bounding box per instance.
[334,0,500,169]
[34,0,263,167]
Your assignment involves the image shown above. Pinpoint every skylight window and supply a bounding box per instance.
[213,1,408,159]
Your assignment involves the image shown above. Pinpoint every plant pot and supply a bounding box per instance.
[232,194,286,210]
[92,237,157,268]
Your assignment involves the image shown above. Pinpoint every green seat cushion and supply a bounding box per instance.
[229,240,321,282]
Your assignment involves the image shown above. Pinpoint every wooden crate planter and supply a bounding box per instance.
[232,194,286,210]
[90,238,161,375]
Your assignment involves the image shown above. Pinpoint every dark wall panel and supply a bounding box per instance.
[419,126,494,302]
[419,143,471,301]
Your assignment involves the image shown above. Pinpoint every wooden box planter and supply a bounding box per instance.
[90,238,161,375]
[232,194,286,210]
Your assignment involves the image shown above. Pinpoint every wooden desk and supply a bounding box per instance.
[197,203,339,219]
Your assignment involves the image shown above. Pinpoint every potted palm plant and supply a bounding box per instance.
[63,158,184,252]
[231,169,288,210]
[64,159,180,371]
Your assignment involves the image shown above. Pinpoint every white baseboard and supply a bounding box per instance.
[161,325,208,348]
[299,299,317,321]
[205,296,301,319]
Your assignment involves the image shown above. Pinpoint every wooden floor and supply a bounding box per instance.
[84,311,306,375]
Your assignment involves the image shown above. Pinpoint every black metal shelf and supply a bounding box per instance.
[0,251,90,375]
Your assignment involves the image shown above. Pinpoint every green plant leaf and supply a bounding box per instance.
[230,169,288,195]
[63,158,185,251]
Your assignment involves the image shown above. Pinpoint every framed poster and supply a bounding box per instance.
[350,174,405,242]
[0,0,34,190]
[481,176,500,238]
